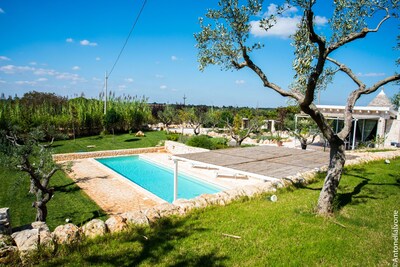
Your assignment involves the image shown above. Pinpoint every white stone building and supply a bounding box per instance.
[297,90,399,149]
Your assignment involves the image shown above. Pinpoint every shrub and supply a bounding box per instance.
[166,133,180,141]
[186,135,215,149]
[211,137,228,149]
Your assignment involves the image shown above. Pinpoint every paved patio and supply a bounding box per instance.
[176,146,332,179]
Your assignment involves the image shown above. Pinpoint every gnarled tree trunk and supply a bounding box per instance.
[317,137,346,214]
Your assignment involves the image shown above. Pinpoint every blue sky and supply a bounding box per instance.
[0,0,398,108]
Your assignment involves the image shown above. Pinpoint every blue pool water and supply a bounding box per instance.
[96,156,222,203]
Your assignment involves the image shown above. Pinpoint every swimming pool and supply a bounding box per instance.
[96,156,222,203]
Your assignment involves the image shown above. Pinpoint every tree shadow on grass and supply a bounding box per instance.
[53,181,79,193]
[124,138,140,142]
[335,177,371,210]
[50,209,106,228]
[45,217,228,266]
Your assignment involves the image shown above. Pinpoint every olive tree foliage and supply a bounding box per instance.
[226,114,264,146]
[195,0,400,215]
[178,107,207,135]
[4,129,64,222]
[289,118,320,150]
[157,105,177,134]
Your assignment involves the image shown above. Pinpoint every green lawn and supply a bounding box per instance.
[0,166,106,231]
[51,131,166,154]
[34,157,399,266]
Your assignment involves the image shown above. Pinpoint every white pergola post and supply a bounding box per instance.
[352,119,358,150]
[173,159,178,202]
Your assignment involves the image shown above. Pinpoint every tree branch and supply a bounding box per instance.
[240,45,302,100]
[327,9,390,55]
[300,103,335,141]
[303,9,327,106]
[327,57,364,87]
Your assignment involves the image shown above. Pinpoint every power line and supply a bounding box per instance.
[107,0,147,79]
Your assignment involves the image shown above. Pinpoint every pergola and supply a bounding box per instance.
[295,90,398,150]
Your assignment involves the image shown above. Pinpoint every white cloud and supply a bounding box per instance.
[0,80,6,84]
[160,85,167,89]
[33,68,57,76]
[357,72,386,77]
[155,74,164,79]
[29,62,37,66]
[80,39,98,46]
[0,56,11,61]
[0,8,4,14]
[171,55,178,61]
[15,80,36,86]
[72,66,80,71]
[118,85,126,91]
[251,3,327,38]
[250,16,300,38]
[235,79,245,84]
[95,57,101,61]
[315,16,328,26]
[125,78,134,83]
[56,72,83,81]
[265,3,298,16]
[66,38,74,43]
[0,65,34,74]
[0,64,84,84]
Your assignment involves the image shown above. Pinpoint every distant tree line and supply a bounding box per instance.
[0,91,151,140]
[0,91,300,140]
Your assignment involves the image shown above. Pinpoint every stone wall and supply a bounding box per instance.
[53,147,163,162]
[0,208,11,235]
[386,119,400,147]
[165,140,209,155]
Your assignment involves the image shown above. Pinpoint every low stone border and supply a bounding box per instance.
[53,147,163,162]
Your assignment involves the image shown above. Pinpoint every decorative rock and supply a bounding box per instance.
[105,216,128,233]
[154,203,180,217]
[241,185,262,197]
[191,196,208,209]
[198,194,220,205]
[135,131,145,137]
[255,182,274,192]
[52,223,81,245]
[82,219,107,238]
[31,222,53,248]
[0,208,11,235]
[143,208,160,223]
[0,234,18,264]
[121,211,149,226]
[214,192,231,205]
[172,199,196,214]
[11,229,38,255]
[224,189,246,200]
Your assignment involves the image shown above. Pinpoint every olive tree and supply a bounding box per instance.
[157,105,176,134]
[5,129,62,222]
[195,0,400,215]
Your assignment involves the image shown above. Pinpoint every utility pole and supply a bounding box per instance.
[104,71,108,115]
[183,94,187,106]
